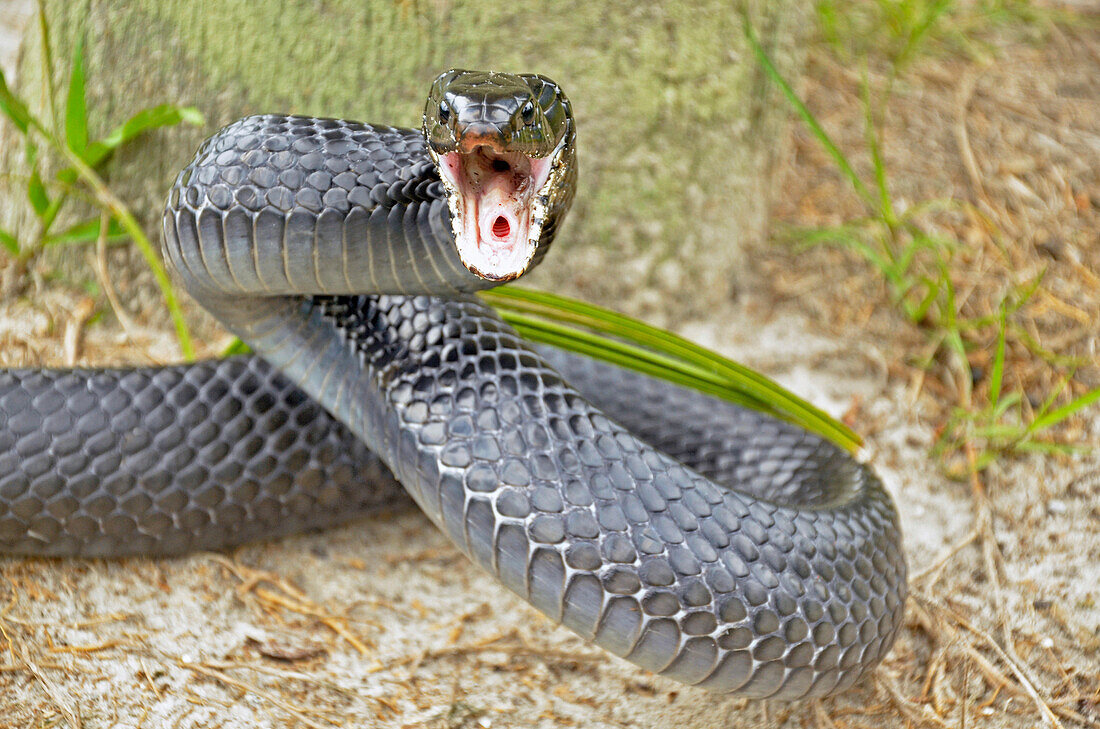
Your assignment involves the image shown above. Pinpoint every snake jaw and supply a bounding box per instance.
[434,139,564,281]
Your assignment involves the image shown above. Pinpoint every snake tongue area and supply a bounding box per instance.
[437,145,554,281]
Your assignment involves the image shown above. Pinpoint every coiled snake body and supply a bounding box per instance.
[0,71,906,699]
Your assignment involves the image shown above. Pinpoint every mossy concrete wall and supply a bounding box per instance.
[1,0,805,320]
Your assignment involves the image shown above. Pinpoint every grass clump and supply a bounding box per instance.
[0,4,202,358]
[745,5,1098,477]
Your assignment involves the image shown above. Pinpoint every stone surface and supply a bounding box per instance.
[0,0,806,317]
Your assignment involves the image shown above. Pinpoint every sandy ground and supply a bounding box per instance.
[2,286,1093,729]
[1,3,1098,728]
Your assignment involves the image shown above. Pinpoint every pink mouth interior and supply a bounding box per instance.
[438,147,552,279]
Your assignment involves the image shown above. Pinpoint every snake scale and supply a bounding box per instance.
[0,70,907,699]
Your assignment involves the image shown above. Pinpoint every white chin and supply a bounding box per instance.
[456,234,533,281]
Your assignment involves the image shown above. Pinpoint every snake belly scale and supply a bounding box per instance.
[0,70,907,699]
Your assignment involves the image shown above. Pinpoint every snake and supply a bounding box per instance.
[0,70,907,700]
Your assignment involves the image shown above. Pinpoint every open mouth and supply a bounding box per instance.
[435,143,558,280]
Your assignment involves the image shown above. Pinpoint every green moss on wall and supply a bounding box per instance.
[2,0,805,318]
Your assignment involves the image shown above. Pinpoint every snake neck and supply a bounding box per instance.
[163,115,575,306]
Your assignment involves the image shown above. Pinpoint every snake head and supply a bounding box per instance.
[424,69,575,282]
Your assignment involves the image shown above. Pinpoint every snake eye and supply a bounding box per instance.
[520,101,536,125]
[438,101,451,125]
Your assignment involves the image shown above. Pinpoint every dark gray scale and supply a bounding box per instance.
[0,357,403,556]
[0,74,906,701]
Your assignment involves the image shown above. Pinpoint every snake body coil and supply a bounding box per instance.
[0,71,906,699]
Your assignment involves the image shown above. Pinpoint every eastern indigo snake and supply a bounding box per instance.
[0,70,907,699]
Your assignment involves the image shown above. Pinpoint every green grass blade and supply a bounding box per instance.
[24,140,49,216]
[26,171,49,215]
[974,451,998,473]
[991,391,1021,420]
[501,311,767,399]
[943,326,971,393]
[744,14,875,211]
[861,67,894,226]
[221,337,252,357]
[816,1,841,50]
[503,315,779,416]
[35,1,58,131]
[64,34,88,156]
[971,423,1027,441]
[1033,376,1069,419]
[44,217,126,247]
[0,227,18,255]
[0,68,33,133]
[486,288,856,437]
[1011,323,1091,369]
[907,273,940,322]
[481,287,862,453]
[1013,440,1085,456]
[1028,386,1100,435]
[790,224,894,274]
[86,104,204,167]
[783,220,877,247]
[989,305,1007,409]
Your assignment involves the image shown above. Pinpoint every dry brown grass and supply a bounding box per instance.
[754,3,1100,727]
